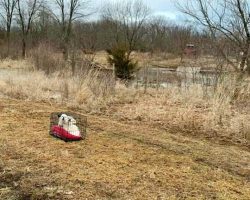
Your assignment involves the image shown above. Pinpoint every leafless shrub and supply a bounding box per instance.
[0,42,20,59]
[29,44,64,74]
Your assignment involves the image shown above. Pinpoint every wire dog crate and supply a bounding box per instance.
[49,112,87,140]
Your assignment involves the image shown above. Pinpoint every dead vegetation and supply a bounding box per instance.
[0,58,249,147]
[0,58,250,199]
[0,0,249,197]
[0,98,249,199]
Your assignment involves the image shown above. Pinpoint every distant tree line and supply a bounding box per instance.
[0,0,218,59]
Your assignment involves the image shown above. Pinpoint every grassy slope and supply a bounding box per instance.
[0,98,249,200]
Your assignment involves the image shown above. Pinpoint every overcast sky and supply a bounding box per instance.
[92,0,186,22]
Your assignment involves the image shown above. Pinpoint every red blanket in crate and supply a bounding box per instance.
[51,125,82,142]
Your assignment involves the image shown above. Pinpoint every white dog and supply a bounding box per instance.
[58,114,81,137]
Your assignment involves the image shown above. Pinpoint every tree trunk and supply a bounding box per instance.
[6,30,10,57]
[233,72,245,100]
[234,44,250,99]
[71,47,76,75]
[62,45,68,61]
[247,62,250,75]
[22,36,26,58]
[239,41,250,72]
[62,36,69,61]
[239,51,248,71]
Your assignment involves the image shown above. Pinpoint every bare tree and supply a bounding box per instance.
[35,3,53,39]
[51,0,91,60]
[74,21,98,53]
[178,0,250,74]
[145,16,169,53]
[0,0,18,56]
[147,19,193,57]
[17,0,41,58]
[102,0,151,58]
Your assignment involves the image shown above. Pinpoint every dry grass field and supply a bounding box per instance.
[0,59,250,199]
[0,98,250,200]
[1,0,250,197]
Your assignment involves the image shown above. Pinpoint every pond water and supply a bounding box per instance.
[0,66,226,90]
[134,66,224,88]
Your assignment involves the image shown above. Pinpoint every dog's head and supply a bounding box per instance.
[58,114,69,126]
[58,114,77,126]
